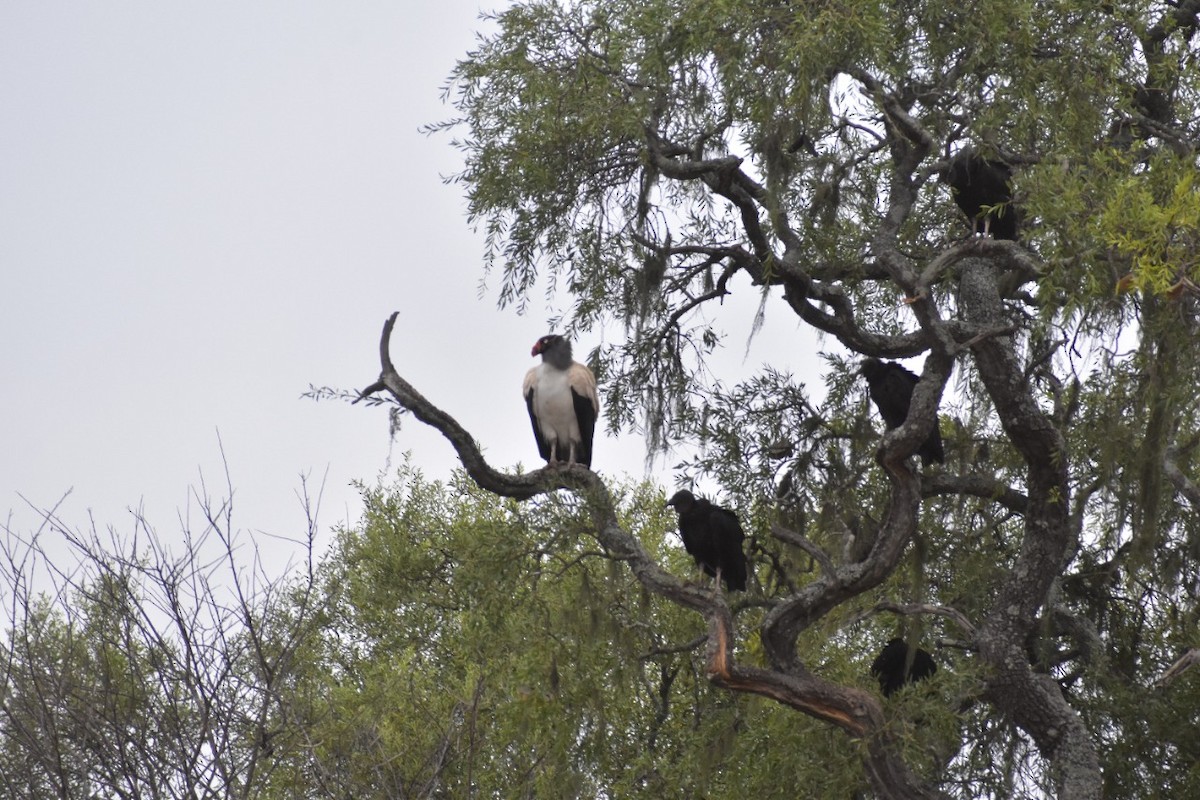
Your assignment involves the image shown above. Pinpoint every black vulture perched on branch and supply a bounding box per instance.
[523,335,600,468]
[666,490,748,592]
[859,358,945,466]
[944,147,1019,241]
[871,638,938,697]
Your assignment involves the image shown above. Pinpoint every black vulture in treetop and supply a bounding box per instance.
[666,490,748,592]
[944,147,1019,241]
[859,358,945,466]
[871,638,938,697]
[523,335,600,468]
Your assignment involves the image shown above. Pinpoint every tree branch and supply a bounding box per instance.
[358,314,717,613]
[357,313,950,800]
[922,472,1029,515]
[872,601,977,637]
[1153,648,1200,689]
[771,523,837,577]
[1164,446,1200,509]
[957,256,1102,798]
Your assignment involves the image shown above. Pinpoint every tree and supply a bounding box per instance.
[273,468,896,798]
[0,479,326,800]
[355,1,1200,797]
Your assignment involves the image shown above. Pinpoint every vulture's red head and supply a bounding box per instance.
[532,334,567,357]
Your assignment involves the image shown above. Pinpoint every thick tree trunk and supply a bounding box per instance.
[958,256,1103,800]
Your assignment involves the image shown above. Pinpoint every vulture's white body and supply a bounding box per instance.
[523,336,599,468]
[526,364,580,446]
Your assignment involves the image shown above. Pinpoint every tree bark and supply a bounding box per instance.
[958,256,1103,800]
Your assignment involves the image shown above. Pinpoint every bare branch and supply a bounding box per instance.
[639,634,708,661]
[1153,648,1200,689]
[1164,447,1200,509]
[771,523,837,577]
[0,470,327,799]
[922,473,1029,515]
[872,601,977,637]
[358,313,562,500]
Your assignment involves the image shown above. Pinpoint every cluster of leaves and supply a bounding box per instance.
[0,498,314,799]
[3,453,1196,798]
[3,471,964,798]
[7,0,1200,797]
[428,0,1200,796]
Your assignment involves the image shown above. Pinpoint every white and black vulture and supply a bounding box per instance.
[944,147,1019,241]
[859,358,945,466]
[523,334,600,468]
[871,638,938,697]
[666,490,748,592]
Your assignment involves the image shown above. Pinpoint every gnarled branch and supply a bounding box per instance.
[358,313,949,800]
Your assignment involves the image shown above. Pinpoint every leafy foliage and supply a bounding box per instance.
[271,467,962,798]
[426,0,1200,796]
[6,1,1200,797]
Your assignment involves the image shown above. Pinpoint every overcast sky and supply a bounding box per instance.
[1,2,832,569]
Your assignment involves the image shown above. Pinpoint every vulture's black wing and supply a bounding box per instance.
[871,639,909,697]
[862,360,918,429]
[570,389,597,468]
[945,151,1018,240]
[861,360,945,466]
[567,362,599,468]
[916,421,945,466]
[909,647,937,683]
[871,638,938,697]
[681,500,718,579]
[709,505,748,591]
[523,377,552,463]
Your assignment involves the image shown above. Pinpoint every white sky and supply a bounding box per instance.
[1,2,833,570]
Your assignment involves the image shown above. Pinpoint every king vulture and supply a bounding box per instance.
[860,358,945,466]
[870,638,938,697]
[943,147,1019,241]
[666,490,748,592]
[523,334,600,468]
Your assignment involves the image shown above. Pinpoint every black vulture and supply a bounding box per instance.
[871,638,938,697]
[523,335,600,468]
[666,490,748,592]
[859,358,945,466]
[944,147,1019,241]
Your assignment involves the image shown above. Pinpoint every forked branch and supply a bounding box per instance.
[356,313,712,612]
[357,313,950,800]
